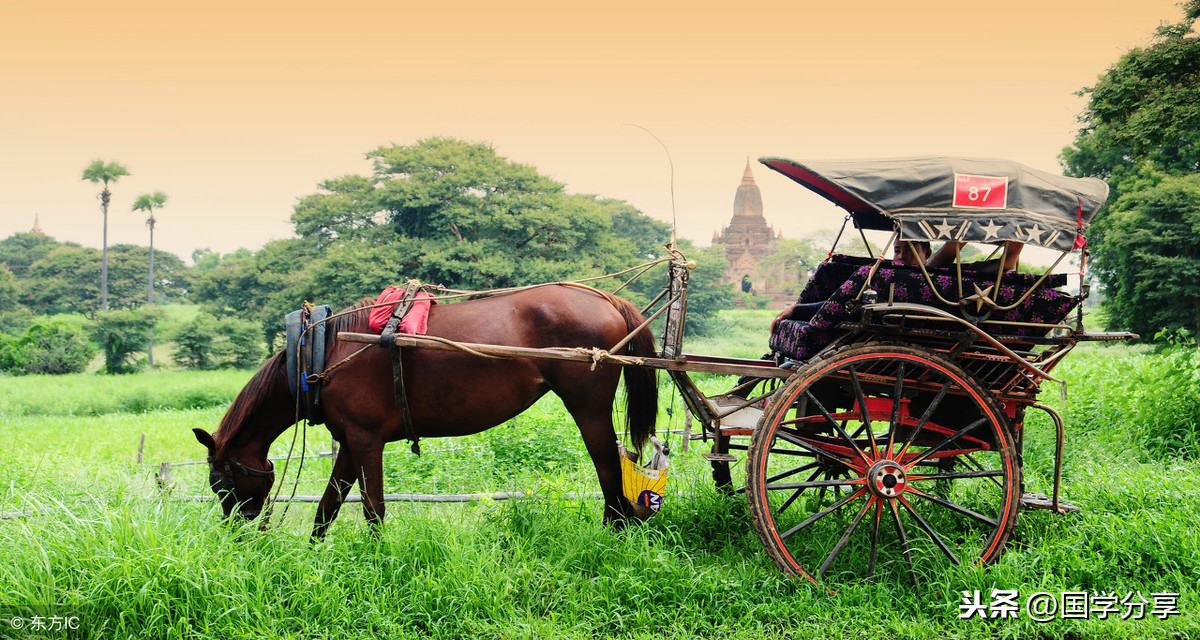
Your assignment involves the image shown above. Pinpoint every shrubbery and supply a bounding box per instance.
[0,320,95,375]
[175,312,265,370]
[1136,331,1200,457]
[91,308,161,374]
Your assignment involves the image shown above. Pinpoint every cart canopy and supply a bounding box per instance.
[759,156,1109,252]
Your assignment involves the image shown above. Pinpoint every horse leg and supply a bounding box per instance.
[558,380,631,528]
[352,437,387,531]
[312,443,356,540]
[578,423,631,529]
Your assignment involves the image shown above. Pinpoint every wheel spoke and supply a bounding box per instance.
[820,496,875,578]
[805,390,871,463]
[777,467,823,514]
[907,469,1004,482]
[906,486,999,528]
[897,496,961,566]
[765,477,863,491]
[895,380,953,460]
[764,462,820,485]
[780,488,867,542]
[848,366,880,460]
[888,499,919,586]
[904,417,989,469]
[776,429,864,473]
[962,452,1005,489]
[866,499,882,579]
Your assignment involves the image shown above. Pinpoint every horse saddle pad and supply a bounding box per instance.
[368,286,436,335]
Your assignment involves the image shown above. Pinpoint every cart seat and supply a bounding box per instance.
[770,254,1076,362]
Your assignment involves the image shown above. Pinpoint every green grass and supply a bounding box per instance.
[0,369,252,416]
[0,314,1198,638]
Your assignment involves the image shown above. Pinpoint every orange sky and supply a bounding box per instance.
[0,0,1187,262]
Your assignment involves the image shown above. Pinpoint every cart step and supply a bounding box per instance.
[702,453,738,463]
[1020,492,1081,513]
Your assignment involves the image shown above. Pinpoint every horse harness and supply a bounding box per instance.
[377,281,423,455]
[207,455,275,497]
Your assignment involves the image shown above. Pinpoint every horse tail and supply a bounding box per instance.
[613,296,658,454]
[213,350,289,452]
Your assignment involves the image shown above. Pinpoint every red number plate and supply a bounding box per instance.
[953,174,1008,209]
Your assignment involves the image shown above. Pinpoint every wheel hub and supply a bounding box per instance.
[867,460,907,498]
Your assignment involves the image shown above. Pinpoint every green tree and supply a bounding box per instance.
[291,138,638,290]
[1097,174,1200,336]
[188,239,311,350]
[0,264,18,314]
[91,307,160,374]
[23,243,188,316]
[132,191,168,367]
[755,237,825,298]
[0,263,33,337]
[25,245,101,315]
[0,232,60,278]
[1062,2,1200,336]
[0,320,96,375]
[81,159,130,311]
[175,312,265,370]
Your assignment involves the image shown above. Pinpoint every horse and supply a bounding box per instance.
[192,284,659,536]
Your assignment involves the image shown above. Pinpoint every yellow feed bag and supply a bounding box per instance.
[618,438,669,515]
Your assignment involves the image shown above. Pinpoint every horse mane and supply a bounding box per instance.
[213,298,376,453]
[213,350,287,454]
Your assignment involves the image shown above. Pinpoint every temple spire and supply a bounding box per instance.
[741,157,755,185]
[30,213,44,236]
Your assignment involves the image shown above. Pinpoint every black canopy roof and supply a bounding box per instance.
[759,156,1109,252]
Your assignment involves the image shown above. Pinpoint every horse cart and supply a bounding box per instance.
[200,156,1130,585]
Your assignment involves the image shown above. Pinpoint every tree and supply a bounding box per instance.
[175,312,265,370]
[91,307,160,374]
[0,264,18,314]
[754,237,825,298]
[22,243,188,316]
[1096,174,1200,336]
[0,232,60,278]
[291,138,641,290]
[24,245,102,315]
[0,263,34,337]
[132,191,168,367]
[1062,2,1200,336]
[81,160,130,311]
[0,320,96,375]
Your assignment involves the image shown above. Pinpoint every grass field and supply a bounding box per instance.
[1,310,1198,639]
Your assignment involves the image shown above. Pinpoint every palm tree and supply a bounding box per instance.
[81,160,130,311]
[132,191,167,368]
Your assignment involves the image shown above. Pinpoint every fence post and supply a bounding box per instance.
[136,433,146,464]
[157,462,172,492]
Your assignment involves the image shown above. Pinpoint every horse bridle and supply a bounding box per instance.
[207,456,275,496]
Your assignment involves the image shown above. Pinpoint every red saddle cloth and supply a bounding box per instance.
[368,287,436,335]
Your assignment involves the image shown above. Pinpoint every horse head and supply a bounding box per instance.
[193,428,275,522]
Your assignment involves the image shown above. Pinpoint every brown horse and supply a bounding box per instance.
[192,284,658,536]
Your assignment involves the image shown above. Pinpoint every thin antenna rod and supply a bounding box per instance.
[626,123,677,249]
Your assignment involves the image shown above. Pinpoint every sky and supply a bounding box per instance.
[0,0,1188,264]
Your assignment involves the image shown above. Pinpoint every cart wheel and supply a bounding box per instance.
[746,345,1021,585]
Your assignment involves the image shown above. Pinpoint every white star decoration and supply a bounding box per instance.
[934,219,956,239]
[1025,223,1045,244]
[980,220,1003,241]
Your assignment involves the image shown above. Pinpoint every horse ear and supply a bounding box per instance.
[193,428,216,454]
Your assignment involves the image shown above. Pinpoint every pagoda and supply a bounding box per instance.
[712,160,791,305]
